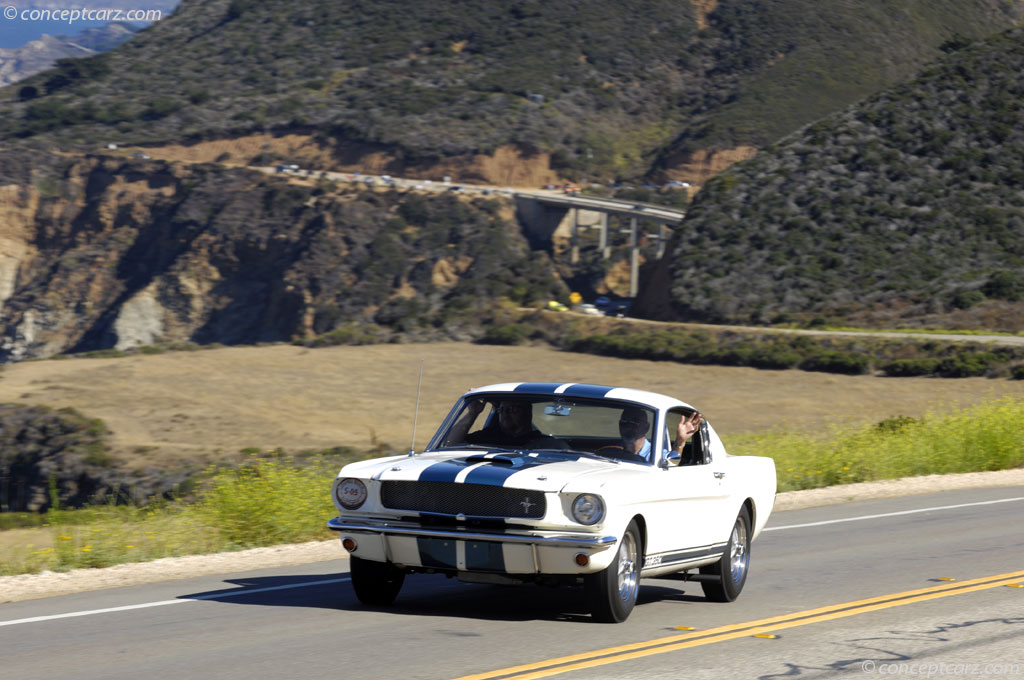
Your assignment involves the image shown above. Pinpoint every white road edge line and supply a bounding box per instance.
[0,577,350,627]
[765,496,1024,531]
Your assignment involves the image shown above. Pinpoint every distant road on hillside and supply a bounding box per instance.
[556,310,1024,346]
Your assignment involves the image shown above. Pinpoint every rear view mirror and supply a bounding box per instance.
[544,403,572,416]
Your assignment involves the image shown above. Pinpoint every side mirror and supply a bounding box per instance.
[662,450,682,468]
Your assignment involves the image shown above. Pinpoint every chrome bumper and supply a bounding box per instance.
[327,517,618,549]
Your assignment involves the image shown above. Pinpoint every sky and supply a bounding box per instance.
[0,1,178,49]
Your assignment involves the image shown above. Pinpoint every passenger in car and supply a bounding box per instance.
[599,407,702,464]
[598,407,654,462]
[672,411,704,463]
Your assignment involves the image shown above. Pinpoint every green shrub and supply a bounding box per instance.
[799,350,871,375]
[936,352,1001,377]
[478,323,533,345]
[881,358,940,377]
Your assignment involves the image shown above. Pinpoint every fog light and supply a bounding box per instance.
[575,553,590,567]
[342,537,357,552]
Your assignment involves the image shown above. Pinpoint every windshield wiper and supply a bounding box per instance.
[533,448,621,464]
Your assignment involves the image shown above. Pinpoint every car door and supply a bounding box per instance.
[642,409,733,561]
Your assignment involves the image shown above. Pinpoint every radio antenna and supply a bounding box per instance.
[408,360,424,456]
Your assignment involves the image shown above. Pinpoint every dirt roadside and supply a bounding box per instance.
[2,468,1020,604]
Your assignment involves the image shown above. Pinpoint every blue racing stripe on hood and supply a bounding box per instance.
[420,453,583,486]
[463,453,581,486]
[419,458,473,483]
[561,384,615,398]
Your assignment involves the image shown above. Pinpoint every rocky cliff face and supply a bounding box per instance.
[0,150,567,362]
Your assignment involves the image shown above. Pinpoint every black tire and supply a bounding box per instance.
[350,556,405,606]
[585,520,641,623]
[701,506,751,603]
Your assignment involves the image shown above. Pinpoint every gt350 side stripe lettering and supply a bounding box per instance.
[643,544,726,569]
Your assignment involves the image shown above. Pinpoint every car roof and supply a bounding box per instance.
[464,382,694,412]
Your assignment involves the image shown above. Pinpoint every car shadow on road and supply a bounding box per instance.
[179,573,705,623]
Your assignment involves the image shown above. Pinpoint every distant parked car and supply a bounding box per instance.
[607,300,632,317]
[579,303,602,316]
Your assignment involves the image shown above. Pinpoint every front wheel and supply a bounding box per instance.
[585,519,641,623]
[350,556,405,606]
[700,506,751,602]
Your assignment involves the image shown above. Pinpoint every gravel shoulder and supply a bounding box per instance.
[2,468,1021,605]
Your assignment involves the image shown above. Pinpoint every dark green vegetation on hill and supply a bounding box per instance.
[1,0,1018,179]
[470,310,1024,379]
[637,25,1024,332]
[0,404,120,512]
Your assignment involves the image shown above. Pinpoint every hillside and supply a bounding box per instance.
[0,0,1018,183]
[635,25,1024,333]
[0,150,566,361]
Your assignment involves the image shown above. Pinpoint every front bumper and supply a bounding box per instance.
[327,516,619,574]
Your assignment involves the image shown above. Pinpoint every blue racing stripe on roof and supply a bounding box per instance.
[561,384,615,398]
[511,382,564,394]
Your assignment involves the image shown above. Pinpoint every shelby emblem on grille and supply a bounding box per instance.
[381,481,546,518]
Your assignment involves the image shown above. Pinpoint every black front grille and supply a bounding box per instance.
[380,481,546,519]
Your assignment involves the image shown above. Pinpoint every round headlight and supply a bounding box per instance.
[336,478,368,509]
[571,493,604,525]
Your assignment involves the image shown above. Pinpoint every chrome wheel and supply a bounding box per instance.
[700,506,752,602]
[586,519,642,622]
[616,531,639,604]
[729,516,749,583]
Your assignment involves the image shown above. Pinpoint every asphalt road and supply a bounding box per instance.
[2,487,1022,680]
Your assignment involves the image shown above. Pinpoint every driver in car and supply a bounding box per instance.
[447,399,565,449]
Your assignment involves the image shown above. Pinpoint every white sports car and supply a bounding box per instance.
[328,382,777,622]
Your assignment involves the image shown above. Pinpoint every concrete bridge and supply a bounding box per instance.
[514,192,686,297]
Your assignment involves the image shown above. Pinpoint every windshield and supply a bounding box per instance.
[430,394,658,464]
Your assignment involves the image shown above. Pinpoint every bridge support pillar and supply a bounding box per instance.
[599,213,610,259]
[629,217,639,298]
[570,209,580,264]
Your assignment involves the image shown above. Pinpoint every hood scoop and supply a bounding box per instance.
[466,453,526,467]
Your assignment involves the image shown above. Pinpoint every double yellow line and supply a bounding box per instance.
[452,569,1024,680]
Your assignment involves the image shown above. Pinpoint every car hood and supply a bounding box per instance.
[350,449,637,493]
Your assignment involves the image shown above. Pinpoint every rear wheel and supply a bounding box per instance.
[585,520,641,623]
[700,506,751,602]
[350,556,405,606]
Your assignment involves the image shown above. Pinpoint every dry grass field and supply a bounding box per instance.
[3,342,1024,470]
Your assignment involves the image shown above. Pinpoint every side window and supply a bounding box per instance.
[665,408,706,466]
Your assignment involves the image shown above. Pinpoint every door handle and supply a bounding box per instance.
[713,471,726,480]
